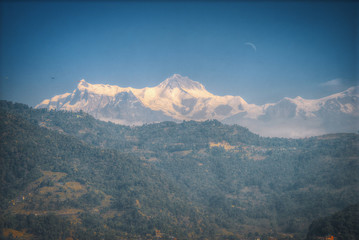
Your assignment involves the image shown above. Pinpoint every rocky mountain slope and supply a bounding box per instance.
[36,74,359,137]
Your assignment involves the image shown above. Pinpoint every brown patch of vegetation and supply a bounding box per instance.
[65,182,84,191]
[209,141,236,150]
[2,228,33,239]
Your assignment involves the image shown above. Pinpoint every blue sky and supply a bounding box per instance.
[0,1,358,106]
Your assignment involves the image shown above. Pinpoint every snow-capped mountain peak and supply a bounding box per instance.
[76,79,131,96]
[158,74,205,91]
[36,75,359,138]
[78,79,89,88]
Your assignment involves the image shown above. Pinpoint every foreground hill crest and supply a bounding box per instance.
[36,74,359,137]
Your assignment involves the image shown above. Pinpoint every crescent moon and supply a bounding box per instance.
[245,42,257,52]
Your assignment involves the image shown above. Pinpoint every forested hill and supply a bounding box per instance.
[0,102,213,239]
[1,100,358,239]
[306,204,359,240]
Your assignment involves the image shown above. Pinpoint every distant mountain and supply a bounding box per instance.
[36,74,359,137]
[225,86,359,137]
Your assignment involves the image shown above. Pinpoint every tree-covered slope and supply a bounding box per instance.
[1,100,358,239]
[306,204,359,240]
[0,105,213,239]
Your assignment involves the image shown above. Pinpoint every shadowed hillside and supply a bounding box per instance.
[306,204,359,240]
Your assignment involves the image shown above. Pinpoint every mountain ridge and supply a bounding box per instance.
[36,74,359,137]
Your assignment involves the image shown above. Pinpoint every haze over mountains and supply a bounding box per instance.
[36,74,359,138]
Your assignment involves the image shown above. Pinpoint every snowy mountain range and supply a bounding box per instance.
[36,74,359,138]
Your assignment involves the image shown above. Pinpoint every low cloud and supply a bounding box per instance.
[321,78,342,87]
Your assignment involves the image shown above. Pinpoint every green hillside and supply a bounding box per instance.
[0,100,358,239]
[0,104,213,239]
[306,204,359,240]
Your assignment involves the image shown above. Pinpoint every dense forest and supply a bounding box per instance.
[306,204,359,240]
[0,100,358,239]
